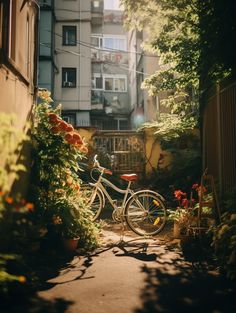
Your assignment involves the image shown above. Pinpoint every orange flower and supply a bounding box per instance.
[66,177,73,186]
[18,276,26,283]
[74,185,80,191]
[0,191,5,197]
[48,113,58,122]
[73,133,83,144]
[5,197,14,204]
[58,121,68,132]
[52,215,62,225]
[26,202,34,211]
[66,125,74,132]
[80,146,88,154]
[55,189,64,193]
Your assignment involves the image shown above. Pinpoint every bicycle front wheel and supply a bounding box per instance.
[81,184,103,221]
[124,191,167,236]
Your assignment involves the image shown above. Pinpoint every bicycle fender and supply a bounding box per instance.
[126,189,165,204]
[89,183,105,208]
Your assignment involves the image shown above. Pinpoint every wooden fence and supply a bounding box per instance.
[202,80,236,196]
[93,131,145,174]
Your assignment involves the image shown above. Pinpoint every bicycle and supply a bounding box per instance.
[83,155,167,236]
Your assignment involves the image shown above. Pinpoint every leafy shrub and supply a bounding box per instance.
[31,91,99,249]
[212,211,236,280]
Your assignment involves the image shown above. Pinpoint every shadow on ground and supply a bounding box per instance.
[105,233,236,313]
[133,246,236,313]
[0,243,94,313]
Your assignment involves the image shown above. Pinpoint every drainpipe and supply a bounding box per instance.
[216,83,222,196]
[78,0,81,123]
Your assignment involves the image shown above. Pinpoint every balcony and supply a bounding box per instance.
[91,90,109,110]
[91,1,103,25]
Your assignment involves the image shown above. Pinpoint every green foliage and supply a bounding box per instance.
[122,0,236,106]
[32,91,99,249]
[212,211,236,280]
[122,0,200,94]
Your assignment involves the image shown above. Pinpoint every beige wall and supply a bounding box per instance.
[0,1,37,127]
[0,1,38,193]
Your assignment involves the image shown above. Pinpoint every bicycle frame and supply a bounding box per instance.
[90,173,135,213]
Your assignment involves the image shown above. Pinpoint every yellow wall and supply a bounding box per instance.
[76,127,172,177]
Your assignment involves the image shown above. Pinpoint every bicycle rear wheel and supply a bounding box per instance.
[81,184,103,221]
[124,191,167,236]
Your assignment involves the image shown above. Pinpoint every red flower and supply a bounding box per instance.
[174,190,187,200]
[181,198,189,208]
[192,183,199,190]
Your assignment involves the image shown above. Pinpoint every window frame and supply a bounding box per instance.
[92,73,127,92]
[91,34,127,51]
[62,25,77,46]
[62,67,77,88]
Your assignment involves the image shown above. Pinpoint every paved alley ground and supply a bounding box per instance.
[35,220,236,313]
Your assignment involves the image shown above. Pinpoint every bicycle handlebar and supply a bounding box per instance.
[93,154,112,175]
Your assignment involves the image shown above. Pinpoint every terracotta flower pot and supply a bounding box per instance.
[173,221,181,239]
[62,237,80,252]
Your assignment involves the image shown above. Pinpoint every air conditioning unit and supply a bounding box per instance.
[63,81,73,87]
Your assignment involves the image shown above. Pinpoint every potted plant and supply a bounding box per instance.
[31,91,100,253]
[169,185,199,239]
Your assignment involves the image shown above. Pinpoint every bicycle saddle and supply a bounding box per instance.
[120,174,138,181]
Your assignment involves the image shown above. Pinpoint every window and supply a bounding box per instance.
[105,77,113,91]
[26,15,30,76]
[91,36,103,48]
[62,26,76,46]
[104,0,122,10]
[8,0,16,60]
[92,75,103,89]
[62,68,76,87]
[104,76,126,92]
[104,37,126,51]
[92,74,127,92]
[91,35,126,51]
[62,114,76,126]
[0,2,3,49]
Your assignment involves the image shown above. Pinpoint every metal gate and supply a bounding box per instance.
[93,131,145,174]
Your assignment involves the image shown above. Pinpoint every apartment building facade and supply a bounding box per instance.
[38,0,55,93]
[38,0,131,130]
